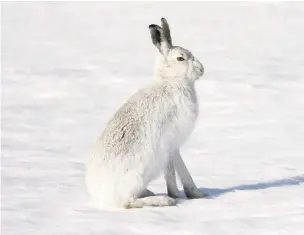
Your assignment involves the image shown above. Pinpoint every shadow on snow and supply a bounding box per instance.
[196,174,304,198]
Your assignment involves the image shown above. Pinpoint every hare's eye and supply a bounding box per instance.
[177,57,185,61]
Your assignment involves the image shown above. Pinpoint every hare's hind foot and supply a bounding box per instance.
[125,196,177,209]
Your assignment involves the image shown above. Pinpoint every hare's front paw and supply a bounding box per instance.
[139,189,155,198]
[184,187,206,199]
[167,189,183,199]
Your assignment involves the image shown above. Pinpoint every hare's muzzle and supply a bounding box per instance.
[194,59,204,78]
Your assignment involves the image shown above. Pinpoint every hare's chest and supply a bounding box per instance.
[170,96,198,146]
[178,100,198,130]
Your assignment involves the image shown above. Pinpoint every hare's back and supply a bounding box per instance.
[101,86,169,157]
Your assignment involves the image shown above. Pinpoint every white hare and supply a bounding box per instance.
[86,18,205,209]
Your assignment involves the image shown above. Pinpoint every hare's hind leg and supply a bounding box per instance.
[126,196,177,209]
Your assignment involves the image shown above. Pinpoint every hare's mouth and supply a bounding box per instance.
[199,68,204,75]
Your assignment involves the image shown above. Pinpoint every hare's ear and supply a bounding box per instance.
[149,24,163,53]
[161,18,172,47]
[149,19,172,55]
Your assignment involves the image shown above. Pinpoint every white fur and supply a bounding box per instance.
[85,18,204,208]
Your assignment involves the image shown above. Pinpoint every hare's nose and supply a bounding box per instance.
[194,59,204,73]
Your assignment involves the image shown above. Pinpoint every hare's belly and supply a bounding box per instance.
[139,146,170,182]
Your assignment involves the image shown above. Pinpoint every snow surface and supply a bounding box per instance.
[2,2,304,235]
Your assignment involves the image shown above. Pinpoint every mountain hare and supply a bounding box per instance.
[86,18,205,209]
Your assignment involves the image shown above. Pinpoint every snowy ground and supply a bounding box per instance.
[2,2,304,235]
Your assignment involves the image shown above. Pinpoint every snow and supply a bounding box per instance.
[1,2,304,235]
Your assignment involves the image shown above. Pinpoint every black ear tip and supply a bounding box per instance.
[161,17,167,22]
[149,24,157,29]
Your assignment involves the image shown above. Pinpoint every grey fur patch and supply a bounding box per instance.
[149,24,163,53]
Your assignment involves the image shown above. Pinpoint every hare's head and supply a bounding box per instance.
[149,18,204,82]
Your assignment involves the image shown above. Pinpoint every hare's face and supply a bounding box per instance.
[164,47,204,81]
